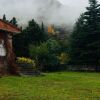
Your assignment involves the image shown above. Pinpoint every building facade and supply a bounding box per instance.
[0,19,21,75]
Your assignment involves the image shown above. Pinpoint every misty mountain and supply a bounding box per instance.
[0,0,77,29]
[33,0,66,24]
[34,0,74,30]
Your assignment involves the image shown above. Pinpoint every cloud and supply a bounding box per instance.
[0,0,96,27]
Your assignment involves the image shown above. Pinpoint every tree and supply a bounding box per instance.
[82,0,100,66]
[69,14,86,64]
[70,0,100,67]
[24,19,47,45]
[13,33,26,57]
[29,42,49,70]
[29,39,61,71]
[13,19,47,57]
[41,22,45,32]
[10,17,18,26]
[3,14,6,21]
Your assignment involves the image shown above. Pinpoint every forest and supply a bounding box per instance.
[10,0,100,72]
[1,0,100,73]
[0,0,100,100]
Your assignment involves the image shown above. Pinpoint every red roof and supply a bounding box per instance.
[0,19,21,34]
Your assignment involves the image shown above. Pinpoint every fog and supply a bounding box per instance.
[0,0,99,27]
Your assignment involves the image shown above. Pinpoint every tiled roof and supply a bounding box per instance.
[0,19,21,34]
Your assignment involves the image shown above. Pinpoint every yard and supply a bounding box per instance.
[0,72,100,100]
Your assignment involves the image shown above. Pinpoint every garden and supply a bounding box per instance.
[0,72,100,100]
[0,0,100,99]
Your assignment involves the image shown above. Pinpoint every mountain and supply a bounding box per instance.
[0,0,73,29]
[35,0,64,24]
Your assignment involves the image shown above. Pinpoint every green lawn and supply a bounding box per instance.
[0,72,100,100]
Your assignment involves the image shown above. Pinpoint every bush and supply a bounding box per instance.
[29,39,61,71]
[17,57,35,65]
[16,57,36,70]
[58,53,70,64]
[29,43,49,70]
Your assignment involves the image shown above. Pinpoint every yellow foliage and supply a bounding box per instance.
[48,25,56,35]
[58,53,70,64]
[17,57,35,66]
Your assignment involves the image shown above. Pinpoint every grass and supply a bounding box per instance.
[0,72,100,100]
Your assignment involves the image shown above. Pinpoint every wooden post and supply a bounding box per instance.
[5,33,20,75]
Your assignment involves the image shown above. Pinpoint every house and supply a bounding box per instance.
[0,19,21,76]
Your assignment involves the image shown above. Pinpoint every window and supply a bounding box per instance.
[0,40,6,56]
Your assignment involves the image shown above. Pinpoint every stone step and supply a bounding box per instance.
[20,70,40,76]
[21,69,34,71]
[18,65,40,76]
[21,70,36,72]
[21,68,34,70]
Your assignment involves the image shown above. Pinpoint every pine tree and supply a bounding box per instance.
[25,19,46,44]
[41,22,45,32]
[70,0,100,67]
[10,17,18,26]
[13,19,47,57]
[70,14,86,64]
[83,0,100,66]
[3,14,6,21]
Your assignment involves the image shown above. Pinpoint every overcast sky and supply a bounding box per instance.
[58,0,88,7]
[0,0,100,27]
